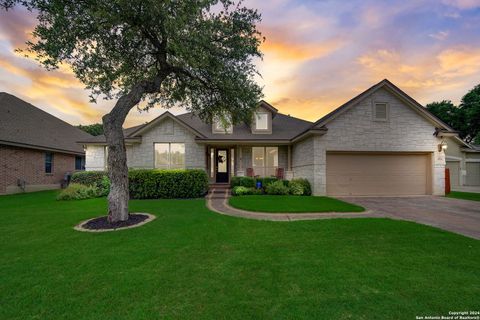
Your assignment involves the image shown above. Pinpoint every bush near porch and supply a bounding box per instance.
[231,177,311,196]
[65,169,209,200]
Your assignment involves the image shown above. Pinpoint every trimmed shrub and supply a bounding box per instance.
[57,183,99,200]
[128,169,208,199]
[72,169,208,199]
[97,175,111,196]
[71,171,110,196]
[265,180,290,195]
[71,171,107,186]
[232,186,263,196]
[231,176,255,188]
[290,178,312,196]
[255,177,278,188]
[289,181,304,195]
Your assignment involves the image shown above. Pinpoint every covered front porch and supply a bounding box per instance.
[204,144,293,184]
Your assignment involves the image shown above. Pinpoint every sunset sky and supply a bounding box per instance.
[1,0,480,127]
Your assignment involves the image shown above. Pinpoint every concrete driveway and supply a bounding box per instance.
[342,196,480,240]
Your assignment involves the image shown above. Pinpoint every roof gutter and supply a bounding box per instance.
[290,128,328,143]
[0,140,85,156]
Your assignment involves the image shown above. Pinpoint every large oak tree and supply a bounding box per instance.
[1,0,264,222]
[427,84,480,144]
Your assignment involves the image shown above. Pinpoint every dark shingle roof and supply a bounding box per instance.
[78,124,146,143]
[176,112,312,140]
[0,92,92,154]
[80,110,313,143]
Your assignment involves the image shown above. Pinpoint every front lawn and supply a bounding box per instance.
[1,191,479,319]
[447,191,480,202]
[229,195,365,213]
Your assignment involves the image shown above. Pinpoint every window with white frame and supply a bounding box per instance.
[254,112,269,130]
[252,146,278,176]
[374,102,388,121]
[154,143,185,169]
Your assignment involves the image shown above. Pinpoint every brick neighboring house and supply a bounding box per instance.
[0,92,93,195]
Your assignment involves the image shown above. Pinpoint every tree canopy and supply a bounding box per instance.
[1,0,265,222]
[76,123,104,136]
[427,84,480,144]
[1,0,264,123]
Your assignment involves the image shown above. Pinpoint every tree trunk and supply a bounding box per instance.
[101,73,169,222]
[103,113,130,222]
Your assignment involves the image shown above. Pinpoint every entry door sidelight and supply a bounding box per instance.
[215,149,229,183]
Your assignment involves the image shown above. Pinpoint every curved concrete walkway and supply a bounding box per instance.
[207,188,480,240]
[206,188,377,221]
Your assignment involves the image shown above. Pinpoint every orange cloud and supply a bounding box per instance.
[436,46,480,78]
[261,38,344,61]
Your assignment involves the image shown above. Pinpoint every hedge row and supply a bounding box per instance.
[128,169,208,199]
[71,169,209,199]
[231,177,312,196]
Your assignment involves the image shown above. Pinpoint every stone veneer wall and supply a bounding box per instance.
[292,87,446,196]
[85,118,206,171]
[291,137,316,188]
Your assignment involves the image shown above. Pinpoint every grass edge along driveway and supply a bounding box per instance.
[447,191,480,202]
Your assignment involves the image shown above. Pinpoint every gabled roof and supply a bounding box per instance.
[257,100,278,116]
[177,112,312,141]
[313,79,457,132]
[80,101,313,144]
[128,111,207,138]
[0,92,92,155]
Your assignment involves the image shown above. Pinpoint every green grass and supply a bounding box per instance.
[447,191,480,202]
[1,191,479,319]
[229,195,365,213]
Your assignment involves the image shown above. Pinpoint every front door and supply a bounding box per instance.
[215,148,229,183]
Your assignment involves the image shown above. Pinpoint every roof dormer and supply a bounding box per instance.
[212,113,233,134]
[251,101,277,134]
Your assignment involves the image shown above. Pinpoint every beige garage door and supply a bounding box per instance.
[326,153,431,196]
[446,161,460,188]
[466,162,480,186]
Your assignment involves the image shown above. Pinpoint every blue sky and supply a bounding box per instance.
[1,0,479,126]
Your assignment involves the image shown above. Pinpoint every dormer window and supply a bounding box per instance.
[252,110,272,134]
[212,114,233,134]
[373,102,389,121]
[254,112,269,130]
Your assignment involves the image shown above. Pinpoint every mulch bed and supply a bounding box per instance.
[82,214,149,230]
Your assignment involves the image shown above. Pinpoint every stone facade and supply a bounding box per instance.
[86,118,206,171]
[292,87,446,195]
[85,145,106,171]
[84,87,455,195]
[291,136,316,188]
[0,144,78,194]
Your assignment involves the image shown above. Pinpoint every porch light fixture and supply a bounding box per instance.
[438,140,448,152]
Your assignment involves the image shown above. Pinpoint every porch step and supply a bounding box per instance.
[209,188,230,194]
[209,184,230,190]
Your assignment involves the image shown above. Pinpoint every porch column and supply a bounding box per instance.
[285,145,294,180]
[237,145,245,176]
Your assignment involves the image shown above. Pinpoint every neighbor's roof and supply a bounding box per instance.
[80,107,313,144]
[0,92,92,155]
